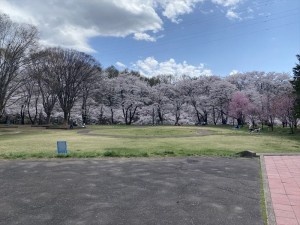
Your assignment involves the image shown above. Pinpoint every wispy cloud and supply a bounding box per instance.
[116,61,127,68]
[229,69,239,75]
[159,0,204,23]
[133,33,156,42]
[226,9,241,20]
[211,0,242,7]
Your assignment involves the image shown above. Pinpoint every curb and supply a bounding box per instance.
[257,153,300,156]
[260,155,276,225]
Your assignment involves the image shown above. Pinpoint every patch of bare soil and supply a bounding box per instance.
[77,129,213,138]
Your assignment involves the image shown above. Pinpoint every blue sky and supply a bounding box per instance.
[1,0,299,76]
[91,0,300,76]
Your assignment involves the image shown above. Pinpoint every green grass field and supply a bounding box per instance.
[0,125,299,159]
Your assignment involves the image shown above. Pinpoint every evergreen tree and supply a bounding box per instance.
[291,55,300,118]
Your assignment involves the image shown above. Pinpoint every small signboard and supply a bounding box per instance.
[57,141,68,154]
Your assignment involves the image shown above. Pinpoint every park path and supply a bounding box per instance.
[264,156,300,225]
[77,129,213,138]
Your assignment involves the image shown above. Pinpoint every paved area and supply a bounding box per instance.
[264,156,300,225]
[0,158,263,225]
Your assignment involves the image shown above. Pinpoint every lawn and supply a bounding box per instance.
[0,125,299,159]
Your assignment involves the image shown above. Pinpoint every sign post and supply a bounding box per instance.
[57,141,68,155]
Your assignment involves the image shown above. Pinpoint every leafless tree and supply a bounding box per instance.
[80,71,102,124]
[19,76,40,125]
[36,47,101,126]
[0,14,38,118]
[27,50,58,124]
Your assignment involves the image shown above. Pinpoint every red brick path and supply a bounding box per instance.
[264,156,300,225]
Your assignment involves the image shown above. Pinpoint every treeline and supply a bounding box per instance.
[0,14,299,132]
[94,70,296,131]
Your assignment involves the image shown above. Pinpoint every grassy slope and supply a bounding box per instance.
[0,125,299,159]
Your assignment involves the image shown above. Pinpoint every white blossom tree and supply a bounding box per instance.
[116,75,150,125]
[209,80,236,125]
[150,83,172,125]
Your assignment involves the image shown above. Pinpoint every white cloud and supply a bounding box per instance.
[159,0,204,23]
[116,62,127,68]
[229,69,239,75]
[134,57,159,74]
[0,0,38,25]
[0,0,163,52]
[211,0,242,7]
[0,0,244,52]
[212,0,243,20]
[133,57,212,77]
[226,9,241,20]
[133,33,156,42]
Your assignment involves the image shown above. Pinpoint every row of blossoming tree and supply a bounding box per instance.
[0,13,299,132]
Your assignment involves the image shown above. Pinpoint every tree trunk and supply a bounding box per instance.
[203,111,208,124]
[196,111,201,124]
[27,102,38,125]
[127,106,138,125]
[98,105,104,124]
[157,106,163,125]
[152,108,155,126]
[175,113,180,125]
[110,108,114,124]
[269,117,274,131]
[122,107,129,125]
[20,105,26,125]
[289,122,294,134]
[38,111,43,125]
[63,111,69,127]
[81,104,87,124]
[174,105,180,125]
[27,107,34,125]
[221,110,227,125]
[46,113,51,124]
[212,107,218,125]
[237,118,242,126]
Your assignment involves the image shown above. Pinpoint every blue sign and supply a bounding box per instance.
[57,141,68,154]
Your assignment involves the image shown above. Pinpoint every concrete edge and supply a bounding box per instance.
[257,153,300,156]
[260,155,277,225]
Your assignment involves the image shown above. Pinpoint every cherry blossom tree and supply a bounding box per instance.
[226,73,250,91]
[94,77,119,124]
[181,76,219,125]
[274,95,297,133]
[167,83,186,125]
[115,75,150,125]
[209,80,236,125]
[228,91,251,126]
[150,83,172,125]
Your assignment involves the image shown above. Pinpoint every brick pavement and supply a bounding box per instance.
[264,156,300,225]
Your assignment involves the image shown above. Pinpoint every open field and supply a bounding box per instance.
[0,125,299,159]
